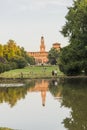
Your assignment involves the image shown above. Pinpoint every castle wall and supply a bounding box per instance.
[28,37,61,64]
[28,52,48,64]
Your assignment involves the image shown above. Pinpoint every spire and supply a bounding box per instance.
[40,36,45,52]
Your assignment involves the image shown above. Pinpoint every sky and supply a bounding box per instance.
[0,0,73,52]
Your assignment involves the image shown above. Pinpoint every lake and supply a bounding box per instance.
[0,78,87,130]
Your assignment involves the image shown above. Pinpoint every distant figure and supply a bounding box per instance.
[52,70,54,76]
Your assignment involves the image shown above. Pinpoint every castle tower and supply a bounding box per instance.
[40,36,45,52]
[52,43,61,51]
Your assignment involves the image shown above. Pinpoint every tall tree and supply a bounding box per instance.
[59,0,87,75]
[48,48,60,65]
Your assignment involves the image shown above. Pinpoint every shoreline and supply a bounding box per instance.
[0,75,87,81]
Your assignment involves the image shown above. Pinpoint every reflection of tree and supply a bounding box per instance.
[49,79,63,98]
[0,80,35,107]
[49,78,87,130]
[61,78,87,130]
[0,87,27,107]
[25,79,35,89]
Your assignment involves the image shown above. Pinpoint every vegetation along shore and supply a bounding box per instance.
[0,65,87,81]
[0,65,63,79]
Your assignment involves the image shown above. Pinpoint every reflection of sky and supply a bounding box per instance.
[0,92,70,130]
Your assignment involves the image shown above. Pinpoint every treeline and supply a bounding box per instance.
[0,39,35,73]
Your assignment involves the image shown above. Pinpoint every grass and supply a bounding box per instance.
[0,65,64,79]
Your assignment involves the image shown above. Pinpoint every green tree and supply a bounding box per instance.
[20,47,27,57]
[3,44,8,60]
[11,56,28,68]
[3,40,28,69]
[25,55,35,65]
[59,0,87,75]
[59,45,82,75]
[48,48,60,65]
[0,44,3,57]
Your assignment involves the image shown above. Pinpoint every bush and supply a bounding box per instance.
[0,63,4,73]
[3,63,11,71]
[0,57,7,63]
[25,55,35,65]
[11,57,28,68]
[10,62,18,70]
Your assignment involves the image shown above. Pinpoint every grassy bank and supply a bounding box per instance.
[0,65,63,79]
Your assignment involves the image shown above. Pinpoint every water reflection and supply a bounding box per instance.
[0,80,35,107]
[28,79,49,106]
[0,79,61,107]
[60,78,87,130]
[0,78,87,130]
[49,78,62,99]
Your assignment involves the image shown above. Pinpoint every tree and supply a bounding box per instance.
[0,39,30,71]
[59,0,87,75]
[11,56,28,68]
[48,48,60,65]
[25,55,35,65]
[0,44,3,57]
[59,45,82,75]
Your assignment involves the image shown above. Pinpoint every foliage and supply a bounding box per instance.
[59,0,87,75]
[25,55,35,65]
[0,44,3,57]
[48,48,60,65]
[0,39,34,73]
[0,63,11,73]
[9,62,18,70]
[10,56,28,68]
[0,57,7,63]
[59,45,82,75]
[0,63,4,73]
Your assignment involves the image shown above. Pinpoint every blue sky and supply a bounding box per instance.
[0,0,73,51]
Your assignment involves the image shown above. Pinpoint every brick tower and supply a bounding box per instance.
[40,36,45,52]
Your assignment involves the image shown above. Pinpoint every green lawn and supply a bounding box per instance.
[0,65,63,79]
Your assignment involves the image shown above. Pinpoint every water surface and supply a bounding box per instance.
[0,78,87,130]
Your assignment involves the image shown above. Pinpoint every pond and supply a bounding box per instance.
[0,78,87,130]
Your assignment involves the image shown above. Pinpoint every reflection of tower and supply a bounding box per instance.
[40,80,48,106]
[41,90,46,106]
[28,79,48,106]
[40,36,45,52]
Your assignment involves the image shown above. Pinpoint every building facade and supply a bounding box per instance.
[28,36,61,64]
